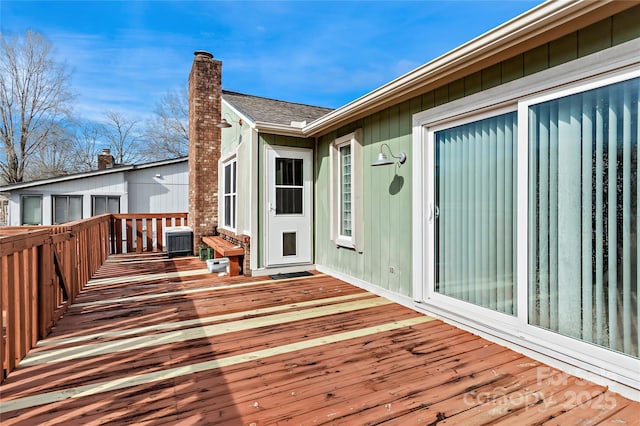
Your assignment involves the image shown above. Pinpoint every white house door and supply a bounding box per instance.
[265,146,313,266]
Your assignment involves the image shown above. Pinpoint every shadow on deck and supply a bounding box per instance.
[1,253,638,425]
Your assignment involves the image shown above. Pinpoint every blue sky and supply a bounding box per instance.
[2,1,542,123]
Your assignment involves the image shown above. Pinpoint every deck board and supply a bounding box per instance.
[1,254,638,424]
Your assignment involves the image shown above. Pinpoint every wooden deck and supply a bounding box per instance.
[1,254,638,425]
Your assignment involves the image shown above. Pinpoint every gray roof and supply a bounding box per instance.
[222,91,333,126]
[0,157,187,192]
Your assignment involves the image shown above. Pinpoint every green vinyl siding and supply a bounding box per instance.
[315,99,416,296]
[314,4,640,298]
[220,104,251,235]
[439,4,640,104]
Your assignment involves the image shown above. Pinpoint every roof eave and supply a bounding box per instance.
[222,97,256,128]
[304,0,627,136]
[255,121,307,137]
[0,157,188,191]
[0,166,135,191]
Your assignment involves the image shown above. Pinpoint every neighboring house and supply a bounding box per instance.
[189,1,640,397]
[0,151,188,226]
[0,194,8,226]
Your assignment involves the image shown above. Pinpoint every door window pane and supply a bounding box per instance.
[435,111,517,315]
[528,77,638,357]
[276,188,303,214]
[275,157,303,215]
[22,195,42,225]
[276,158,303,186]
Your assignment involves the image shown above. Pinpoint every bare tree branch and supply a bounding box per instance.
[70,122,104,172]
[26,121,75,180]
[144,87,188,160]
[0,30,73,183]
[102,111,145,165]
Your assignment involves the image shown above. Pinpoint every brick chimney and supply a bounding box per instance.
[188,50,222,252]
[97,148,114,170]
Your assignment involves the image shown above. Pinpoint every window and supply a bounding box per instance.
[92,196,120,215]
[340,144,352,237]
[53,195,83,224]
[330,129,363,250]
[0,197,8,226]
[222,158,237,229]
[528,76,639,357]
[21,195,42,225]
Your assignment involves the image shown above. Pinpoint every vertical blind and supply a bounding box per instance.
[529,77,638,357]
[21,195,42,225]
[435,111,517,315]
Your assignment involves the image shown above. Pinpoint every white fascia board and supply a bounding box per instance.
[304,0,618,136]
[254,121,306,138]
[133,157,188,170]
[222,98,255,128]
[0,166,134,191]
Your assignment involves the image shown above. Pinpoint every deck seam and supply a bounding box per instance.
[37,292,374,347]
[0,316,433,414]
[21,297,394,366]
[74,273,328,307]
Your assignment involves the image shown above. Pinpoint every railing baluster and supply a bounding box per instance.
[126,219,133,253]
[0,212,187,382]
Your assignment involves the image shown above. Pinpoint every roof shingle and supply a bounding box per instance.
[222,91,333,126]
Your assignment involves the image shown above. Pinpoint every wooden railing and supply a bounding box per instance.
[0,212,189,382]
[110,213,188,254]
[0,215,111,382]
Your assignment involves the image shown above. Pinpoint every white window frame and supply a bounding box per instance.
[422,106,520,330]
[52,194,83,224]
[92,195,120,215]
[412,39,640,394]
[21,194,42,225]
[330,129,363,251]
[220,155,237,232]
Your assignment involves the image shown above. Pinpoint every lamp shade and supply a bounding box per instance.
[217,118,232,128]
[371,151,395,166]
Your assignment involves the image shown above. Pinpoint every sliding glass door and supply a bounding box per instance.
[528,77,639,358]
[434,112,518,315]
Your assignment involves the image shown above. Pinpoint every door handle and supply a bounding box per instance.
[428,204,440,222]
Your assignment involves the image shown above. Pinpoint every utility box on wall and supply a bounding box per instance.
[164,226,193,257]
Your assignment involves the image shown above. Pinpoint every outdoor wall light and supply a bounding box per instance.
[217,118,232,128]
[371,143,407,167]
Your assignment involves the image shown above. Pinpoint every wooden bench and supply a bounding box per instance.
[202,236,244,276]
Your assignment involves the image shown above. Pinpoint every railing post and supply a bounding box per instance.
[0,254,11,380]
